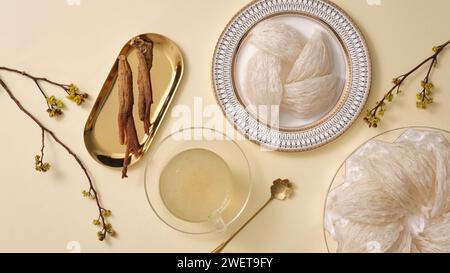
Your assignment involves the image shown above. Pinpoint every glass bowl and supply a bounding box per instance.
[323,126,450,252]
[145,127,252,234]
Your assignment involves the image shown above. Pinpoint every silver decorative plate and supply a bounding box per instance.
[212,0,371,151]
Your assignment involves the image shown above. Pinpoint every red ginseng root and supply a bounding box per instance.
[117,55,141,178]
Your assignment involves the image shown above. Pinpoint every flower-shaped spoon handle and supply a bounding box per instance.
[211,179,293,253]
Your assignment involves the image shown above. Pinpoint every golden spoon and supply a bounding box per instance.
[211,178,293,253]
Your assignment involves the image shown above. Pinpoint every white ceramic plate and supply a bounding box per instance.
[212,0,371,151]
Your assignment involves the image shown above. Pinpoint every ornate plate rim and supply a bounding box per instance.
[211,0,372,152]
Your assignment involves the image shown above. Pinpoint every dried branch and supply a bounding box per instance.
[0,76,114,241]
[364,40,450,128]
[0,66,88,117]
[34,128,50,172]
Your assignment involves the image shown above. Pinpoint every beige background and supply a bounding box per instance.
[0,0,449,253]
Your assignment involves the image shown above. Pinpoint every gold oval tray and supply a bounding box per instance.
[84,33,184,168]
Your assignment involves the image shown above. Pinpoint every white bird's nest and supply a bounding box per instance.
[325,129,450,253]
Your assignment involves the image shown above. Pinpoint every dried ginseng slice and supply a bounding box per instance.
[132,37,154,135]
[122,114,140,178]
[117,55,133,145]
[136,49,153,134]
[117,55,141,178]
